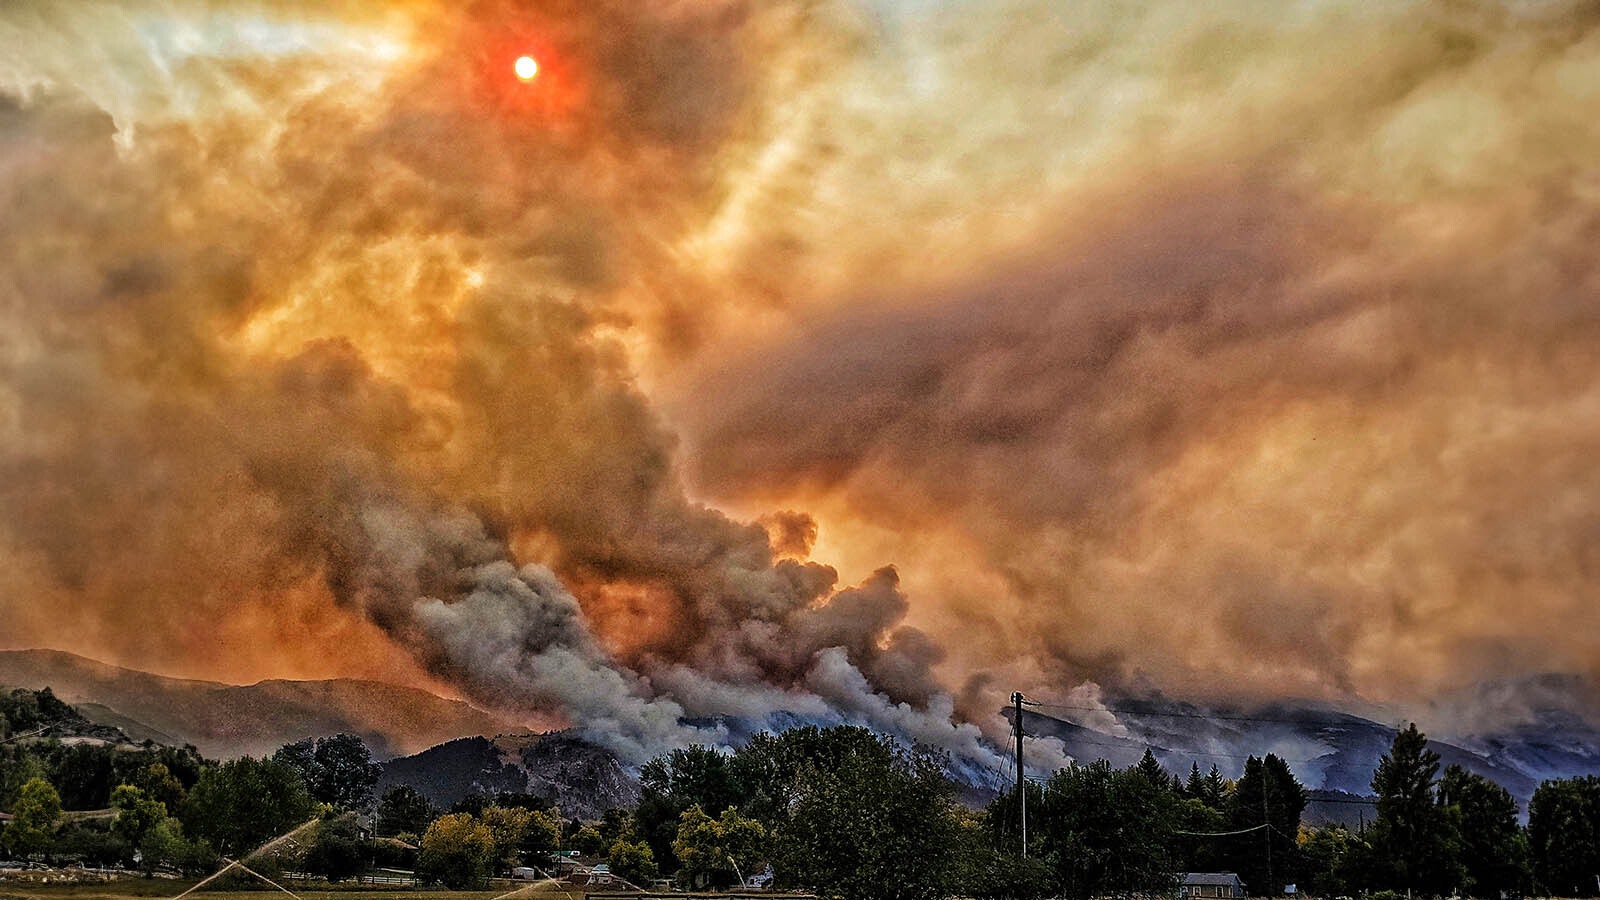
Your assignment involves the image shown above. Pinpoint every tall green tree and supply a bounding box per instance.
[518,807,562,866]
[1527,775,1600,897]
[766,728,966,900]
[1037,760,1179,900]
[635,744,739,871]
[1225,754,1307,895]
[1175,794,1229,873]
[272,734,382,810]
[376,785,437,838]
[1135,750,1171,790]
[1198,764,1230,808]
[1367,724,1463,896]
[111,784,170,851]
[1437,764,1527,897]
[182,756,314,855]
[480,804,563,872]
[135,763,187,812]
[47,742,115,810]
[109,781,204,871]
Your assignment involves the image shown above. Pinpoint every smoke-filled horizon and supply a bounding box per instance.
[3,0,1599,763]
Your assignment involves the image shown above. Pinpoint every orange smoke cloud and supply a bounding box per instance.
[0,0,999,764]
[3,0,1599,764]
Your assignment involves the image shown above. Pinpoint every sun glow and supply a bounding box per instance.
[514,55,539,81]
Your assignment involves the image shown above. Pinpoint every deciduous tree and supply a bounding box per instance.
[2,778,61,858]
[1438,764,1527,898]
[182,756,314,855]
[1528,775,1600,897]
[769,729,966,900]
[1037,760,1178,900]
[674,805,767,890]
[419,812,495,889]
[608,838,659,887]
[304,813,372,882]
[272,734,381,810]
[635,744,739,871]
[376,785,437,838]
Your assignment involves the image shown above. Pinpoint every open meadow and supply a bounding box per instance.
[0,885,816,900]
[0,884,572,900]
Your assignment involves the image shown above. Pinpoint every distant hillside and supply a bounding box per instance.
[1009,694,1600,813]
[0,649,512,760]
[377,732,640,821]
[1304,789,1378,828]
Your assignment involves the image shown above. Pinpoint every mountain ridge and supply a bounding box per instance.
[0,648,513,759]
[376,732,641,821]
[1011,691,1600,817]
[7,648,1599,822]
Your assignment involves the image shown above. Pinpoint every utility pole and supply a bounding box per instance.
[1263,769,1273,896]
[1013,691,1027,858]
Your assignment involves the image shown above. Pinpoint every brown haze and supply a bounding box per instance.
[2,0,1599,760]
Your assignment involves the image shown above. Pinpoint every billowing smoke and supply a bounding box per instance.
[673,0,1600,714]
[0,0,990,765]
[5,0,1600,769]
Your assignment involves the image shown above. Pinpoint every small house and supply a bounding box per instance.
[1182,872,1247,899]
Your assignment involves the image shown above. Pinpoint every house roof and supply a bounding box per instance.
[0,811,14,821]
[1184,873,1246,887]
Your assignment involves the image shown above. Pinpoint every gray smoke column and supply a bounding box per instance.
[12,0,1599,770]
[340,500,708,760]
[0,0,1008,769]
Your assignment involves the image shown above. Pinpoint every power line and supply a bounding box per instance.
[1033,735,1341,766]
[1023,700,1398,730]
[1023,769,1376,804]
[0,719,67,745]
[1174,823,1270,837]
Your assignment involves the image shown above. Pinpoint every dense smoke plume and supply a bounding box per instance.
[3,0,1600,764]
[0,0,989,762]
[677,0,1600,714]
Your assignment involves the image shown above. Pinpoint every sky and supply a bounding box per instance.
[3,0,1599,762]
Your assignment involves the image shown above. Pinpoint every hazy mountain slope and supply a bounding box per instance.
[1014,701,1560,810]
[1429,676,1600,786]
[70,701,182,746]
[8,648,1597,820]
[0,648,511,759]
[1304,789,1378,828]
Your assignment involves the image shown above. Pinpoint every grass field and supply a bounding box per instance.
[0,883,585,900]
[0,887,819,900]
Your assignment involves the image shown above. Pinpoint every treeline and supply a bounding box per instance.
[618,724,1600,900]
[0,689,623,886]
[8,685,1600,900]
[975,725,1598,900]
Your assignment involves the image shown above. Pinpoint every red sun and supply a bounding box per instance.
[514,55,539,81]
